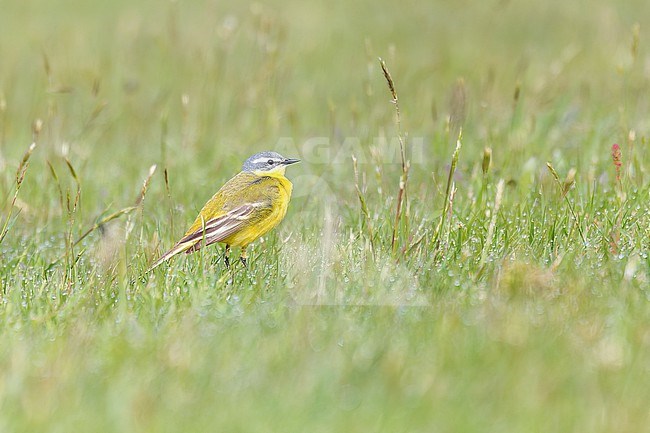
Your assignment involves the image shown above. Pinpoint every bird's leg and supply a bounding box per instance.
[223,245,231,269]
[239,246,248,268]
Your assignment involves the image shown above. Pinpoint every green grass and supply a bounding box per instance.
[1,0,650,431]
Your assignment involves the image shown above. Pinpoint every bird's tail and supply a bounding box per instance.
[148,239,198,271]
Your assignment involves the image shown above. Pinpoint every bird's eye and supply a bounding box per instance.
[267,159,274,165]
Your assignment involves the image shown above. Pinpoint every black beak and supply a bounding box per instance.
[282,158,301,165]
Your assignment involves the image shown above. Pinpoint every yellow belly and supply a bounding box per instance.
[222,203,287,247]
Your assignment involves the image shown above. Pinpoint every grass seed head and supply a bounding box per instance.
[562,167,576,196]
[482,147,492,176]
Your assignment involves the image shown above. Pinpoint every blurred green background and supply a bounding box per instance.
[1,0,649,431]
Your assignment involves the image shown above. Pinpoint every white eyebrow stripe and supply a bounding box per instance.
[251,157,280,164]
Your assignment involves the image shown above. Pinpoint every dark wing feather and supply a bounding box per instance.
[181,204,259,253]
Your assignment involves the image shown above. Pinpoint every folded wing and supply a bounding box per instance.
[148,201,268,270]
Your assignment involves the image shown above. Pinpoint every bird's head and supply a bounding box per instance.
[242,151,300,176]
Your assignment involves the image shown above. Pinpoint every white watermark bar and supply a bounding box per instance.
[273,136,427,165]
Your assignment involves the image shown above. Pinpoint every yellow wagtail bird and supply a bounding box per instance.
[150,151,300,270]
